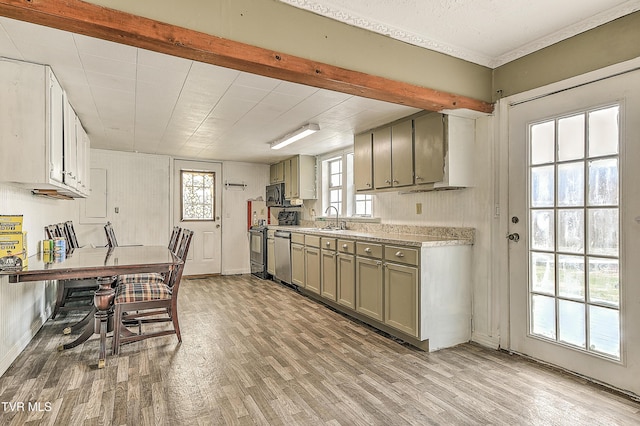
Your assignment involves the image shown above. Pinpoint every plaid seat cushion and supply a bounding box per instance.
[115,281,172,304]
[117,272,165,285]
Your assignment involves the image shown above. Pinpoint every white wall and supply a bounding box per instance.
[221,161,270,275]
[0,183,78,376]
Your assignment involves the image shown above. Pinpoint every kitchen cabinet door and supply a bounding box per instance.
[270,162,284,184]
[355,256,384,321]
[372,126,392,189]
[337,253,356,309]
[391,119,414,187]
[305,246,321,294]
[384,262,419,337]
[63,94,78,190]
[291,243,305,287]
[414,113,445,185]
[321,249,337,301]
[354,132,373,191]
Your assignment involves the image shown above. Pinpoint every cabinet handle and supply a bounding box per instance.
[342,244,348,249]
[385,179,391,184]
[326,241,331,247]
[393,180,399,184]
[416,176,423,181]
[366,183,371,187]
[376,261,382,266]
[395,251,405,257]
[364,247,372,253]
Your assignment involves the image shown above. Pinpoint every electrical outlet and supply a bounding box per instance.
[416,203,422,214]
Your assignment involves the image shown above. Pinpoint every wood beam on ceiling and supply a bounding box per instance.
[0,0,494,114]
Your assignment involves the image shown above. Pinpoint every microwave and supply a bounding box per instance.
[266,183,291,207]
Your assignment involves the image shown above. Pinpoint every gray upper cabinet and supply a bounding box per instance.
[354,132,373,191]
[372,126,392,189]
[414,113,445,185]
[390,119,414,187]
[354,111,475,193]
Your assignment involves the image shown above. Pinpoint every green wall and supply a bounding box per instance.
[493,12,640,100]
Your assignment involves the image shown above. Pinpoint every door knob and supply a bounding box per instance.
[507,233,520,242]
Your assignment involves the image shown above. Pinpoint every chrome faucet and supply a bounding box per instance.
[325,205,339,229]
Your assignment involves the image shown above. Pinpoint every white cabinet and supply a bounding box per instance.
[0,59,90,198]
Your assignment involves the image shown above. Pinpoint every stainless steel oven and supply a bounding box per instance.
[249,226,268,279]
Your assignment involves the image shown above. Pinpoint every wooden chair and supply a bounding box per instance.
[104,221,118,248]
[112,229,193,355]
[117,226,181,285]
[45,222,98,319]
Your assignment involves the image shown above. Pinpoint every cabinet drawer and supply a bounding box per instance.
[356,242,383,259]
[321,237,337,251]
[384,245,419,266]
[291,233,305,244]
[305,235,321,248]
[338,239,355,254]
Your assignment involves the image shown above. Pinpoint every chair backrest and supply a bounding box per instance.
[64,221,80,249]
[168,226,181,252]
[167,229,193,290]
[104,222,118,248]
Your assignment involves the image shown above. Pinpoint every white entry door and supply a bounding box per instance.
[174,159,222,276]
[507,69,640,395]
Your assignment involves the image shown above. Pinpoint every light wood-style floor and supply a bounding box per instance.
[1,274,639,425]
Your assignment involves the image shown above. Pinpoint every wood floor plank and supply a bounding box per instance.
[1,274,639,425]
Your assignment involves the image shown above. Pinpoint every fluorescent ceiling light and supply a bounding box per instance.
[270,123,320,150]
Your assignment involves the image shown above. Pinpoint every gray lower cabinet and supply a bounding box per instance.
[355,256,384,321]
[384,262,418,337]
[304,246,321,294]
[291,243,305,287]
[337,253,356,309]
[321,237,337,301]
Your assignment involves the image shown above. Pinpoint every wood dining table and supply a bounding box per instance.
[1,245,182,368]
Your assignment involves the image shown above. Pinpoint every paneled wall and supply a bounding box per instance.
[0,183,78,376]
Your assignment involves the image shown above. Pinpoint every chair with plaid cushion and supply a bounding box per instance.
[117,226,181,286]
[112,229,193,355]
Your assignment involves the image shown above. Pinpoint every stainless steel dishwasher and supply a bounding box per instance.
[274,230,292,285]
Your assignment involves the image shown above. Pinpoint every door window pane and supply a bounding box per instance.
[557,209,584,253]
[531,210,554,251]
[531,121,555,164]
[588,209,618,256]
[588,106,619,157]
[558,114,585,161]
[559,299,586,348]
[531,294,556,339]
[588,258,619,307]
[557,162,584,206]
[589,305,620,358]
[588,158,618,206]
[558,255,585,300]
[530,252,555,295]
[531,166,554,207]
[182,170,215,221]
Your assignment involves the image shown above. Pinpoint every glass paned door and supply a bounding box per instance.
[507,67,640,396]
[528,106,620,359]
